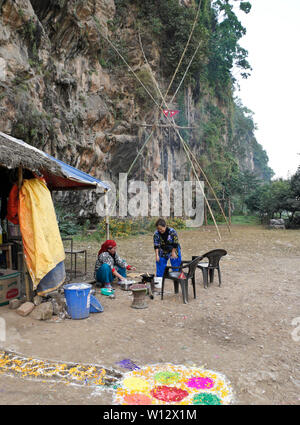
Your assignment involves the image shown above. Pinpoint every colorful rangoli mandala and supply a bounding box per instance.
[114,364,233,405]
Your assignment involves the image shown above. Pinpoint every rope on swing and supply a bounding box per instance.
[94,12,222,239]
[136,2,230,232]
[93,3,229,239]
[138,33,223,240]
[169,39,202,105]
[137,30,231,234]
[164,0,203,100]
[137,32,230,238]
[127,125,156,179]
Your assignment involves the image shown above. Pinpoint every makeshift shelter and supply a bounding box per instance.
[0,131,110,300]
[0,132,110,191]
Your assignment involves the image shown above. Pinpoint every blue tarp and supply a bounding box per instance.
[43,153,110,191]
[0,131,109,191]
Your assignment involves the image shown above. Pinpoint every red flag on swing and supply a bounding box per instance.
[163,110,179,117]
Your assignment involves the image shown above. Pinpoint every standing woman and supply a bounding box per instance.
[153,218,182,281]
[94,240,135,290]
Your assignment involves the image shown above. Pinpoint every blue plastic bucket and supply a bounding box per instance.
[63,283,92,320]
[90,294,104,313]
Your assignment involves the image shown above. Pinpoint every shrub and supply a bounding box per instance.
[54,204,81,236]
[77,217,187,241]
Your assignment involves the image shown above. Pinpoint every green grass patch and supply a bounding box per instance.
[206,214,260,225]
[230,215,260,225]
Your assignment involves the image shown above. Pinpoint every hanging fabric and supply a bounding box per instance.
[18,177,65,294]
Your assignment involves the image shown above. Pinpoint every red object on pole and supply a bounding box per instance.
[163,110,179,118]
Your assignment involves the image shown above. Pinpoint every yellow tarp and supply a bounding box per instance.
[19,178,65,290]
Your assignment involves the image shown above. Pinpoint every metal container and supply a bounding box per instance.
[120,279,136,291]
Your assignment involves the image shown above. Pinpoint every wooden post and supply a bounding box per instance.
[18,166,31,301]
[204,199,207,226]
[221,199,225,222]
[104,189,109,240]
[228,197,231,225]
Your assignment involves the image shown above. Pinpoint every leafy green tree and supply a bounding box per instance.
[208,0,252,90]
[245,184,265,214]
[290,166,300,198]
[235,170,260,213]
[268,179,291,218]
[239,2,252,14]
[287,167,300,221]
[246,179,293,220]
[132,0,252,93]
[137,0,211,89]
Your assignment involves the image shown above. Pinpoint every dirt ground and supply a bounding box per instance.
[0,224,300,405]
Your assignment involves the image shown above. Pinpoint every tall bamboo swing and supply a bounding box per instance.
[93,1,231,240]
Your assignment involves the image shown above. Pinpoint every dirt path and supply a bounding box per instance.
[0,225,300,405]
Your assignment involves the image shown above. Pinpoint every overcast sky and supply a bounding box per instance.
[233,0,300,179]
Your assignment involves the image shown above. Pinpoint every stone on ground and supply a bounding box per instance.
[16,302,35,317]
[30,302,53,320]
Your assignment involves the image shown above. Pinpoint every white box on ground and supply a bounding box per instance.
[154,277,162,289]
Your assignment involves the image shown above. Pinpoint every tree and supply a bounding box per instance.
[290,166,300,198]
[208,0,252,89]
[245,179,294,221]
[287,167,300,221]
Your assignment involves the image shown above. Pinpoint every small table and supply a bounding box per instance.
[0,243,13,269]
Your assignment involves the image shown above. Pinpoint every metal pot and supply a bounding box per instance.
[120,279,136,291]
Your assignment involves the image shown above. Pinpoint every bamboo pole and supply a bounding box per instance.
[136,123,195,129]
[104,189,109,240]
[94,16,228,239]
[138,33,222,239]
[18,166,31,301]
[137,31,223,239]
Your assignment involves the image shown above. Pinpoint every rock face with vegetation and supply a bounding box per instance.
[0,0,273,218]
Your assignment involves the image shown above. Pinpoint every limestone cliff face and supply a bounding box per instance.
[0,0,119,178]
[0,0,264,218]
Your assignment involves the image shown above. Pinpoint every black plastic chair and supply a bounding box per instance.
[161,256,203,304]
[193,249,227,288]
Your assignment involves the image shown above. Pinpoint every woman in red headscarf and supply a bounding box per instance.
[94,240,136,290]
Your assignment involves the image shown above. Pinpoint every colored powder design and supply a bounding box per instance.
[123,394,153,405]
[154,371,180,385]
[116,359,140,371]
[123,377,150,392]
[113,364,234,405]
[0,350,114,387]
[150,386,189,402]
[186,376,215,390]
[192,392,222,405]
